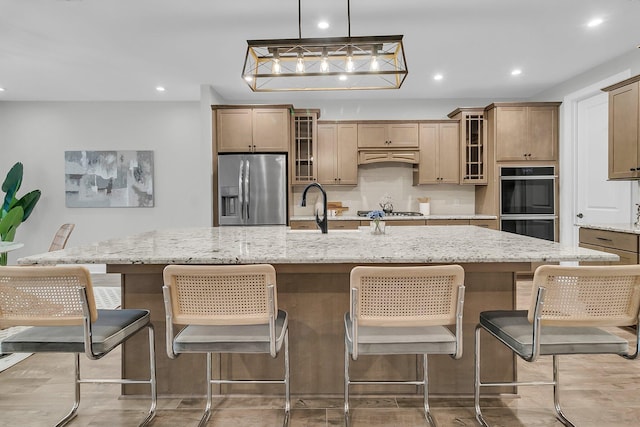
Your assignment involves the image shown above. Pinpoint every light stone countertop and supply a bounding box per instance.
[291,214,497,221]
[579,223,640,235]
[18,225,617,266]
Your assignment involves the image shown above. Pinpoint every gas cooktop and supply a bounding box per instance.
[357,210,424,217]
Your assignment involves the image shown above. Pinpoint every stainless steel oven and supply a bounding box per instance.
[500,166,556,241]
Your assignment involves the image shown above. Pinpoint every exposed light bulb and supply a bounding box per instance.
[244,75,253,82]
[273,58,281,74]
[433,74,443,81]
[339,75,348,81]
[346,56,354,72]
[321,57,329,73]
[370,56,379,71]
[318,21,329,29]
[296,54,305,73]
[511,69,522,76]
[155,86,166,92]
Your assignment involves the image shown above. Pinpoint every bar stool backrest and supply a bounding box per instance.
[163,264,277,326]
[0,265,97,327]
[48,223,75,252]
[529,265,640,327]
[350,265,465,327]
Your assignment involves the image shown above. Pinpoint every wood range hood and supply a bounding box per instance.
[357,150,420,165]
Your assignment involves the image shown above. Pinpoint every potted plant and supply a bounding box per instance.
[0,162,41,265]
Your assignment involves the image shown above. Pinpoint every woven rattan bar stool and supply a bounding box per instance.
[162,264,290,427]
[0,265,157,427]
[344,265,466,427]
[474,264,640,427]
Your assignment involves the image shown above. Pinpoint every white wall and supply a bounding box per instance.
[0,101,208,264]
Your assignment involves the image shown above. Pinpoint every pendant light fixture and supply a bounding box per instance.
[242,0,408,92]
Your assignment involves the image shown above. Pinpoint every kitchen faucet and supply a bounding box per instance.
[301,182,328,234]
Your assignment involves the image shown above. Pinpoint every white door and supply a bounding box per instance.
[575,92,632,234]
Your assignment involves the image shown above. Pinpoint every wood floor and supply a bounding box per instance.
[1,280,640,426]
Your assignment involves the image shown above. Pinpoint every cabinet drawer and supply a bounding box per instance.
[579,228,638,252]
[329,220,360,230]
[290,221,316,230]
[469,219,498,230]
[579,243,638,265]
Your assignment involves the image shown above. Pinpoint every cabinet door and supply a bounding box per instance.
[357,123,388,148]
[252,108,290,152]
[438,122,460,183]
[528,106,557,161]
[417,123,438,184]
[317,124,338,184]
[387,123,419,147]
[292,113,317,184]
[336,124,358,185]
[608,82,640,179]
[495,107,527,161]
[217,109,253,152]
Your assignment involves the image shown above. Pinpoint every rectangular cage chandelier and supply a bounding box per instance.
[241,0,408,92]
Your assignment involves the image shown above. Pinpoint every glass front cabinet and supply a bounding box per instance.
[448,108,487,184]
[292,110,319,184]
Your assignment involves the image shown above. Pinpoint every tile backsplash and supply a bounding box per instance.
[292,164,475,215]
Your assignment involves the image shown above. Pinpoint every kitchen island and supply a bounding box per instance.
[19,225,617,398]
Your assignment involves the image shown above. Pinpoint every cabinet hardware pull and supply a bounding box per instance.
[595,237,613,242]
[631,168,637,172]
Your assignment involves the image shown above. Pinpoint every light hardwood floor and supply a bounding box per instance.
[1,280,639,426]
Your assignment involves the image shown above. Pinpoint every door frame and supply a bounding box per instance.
[560,70,632,246]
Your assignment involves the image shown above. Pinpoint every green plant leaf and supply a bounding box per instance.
[16,189,41,222]
[0,206,24,241]
[2,162,23,215]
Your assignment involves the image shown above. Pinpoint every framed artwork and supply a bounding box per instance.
[65,150,154,208]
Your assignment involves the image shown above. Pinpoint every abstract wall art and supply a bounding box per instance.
[65,150,154,208]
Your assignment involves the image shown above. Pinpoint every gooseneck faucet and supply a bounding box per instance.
[301,182,328,234]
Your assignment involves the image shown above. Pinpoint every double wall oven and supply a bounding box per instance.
[500,166,556,241]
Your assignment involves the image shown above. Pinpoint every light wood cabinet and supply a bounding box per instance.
[469,219,499,230]
[426,219,469,226]
[290,220,360,230]
[448,108,487,184]
[487,103,560,162]
[579,228,639,265]
[215,106,291,153]
[602,76,640,180]
[317,123,358,185]
[357,122,419,148]
[292,111,318,184]
[414,121,460,184]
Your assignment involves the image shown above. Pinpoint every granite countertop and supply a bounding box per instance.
[579,223,640,235]
[291,214,498,221]
[18,226,616,266]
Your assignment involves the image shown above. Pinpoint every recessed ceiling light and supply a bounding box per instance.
[511,69,522,76]
[433,74,443,81]
[155,86,166,92]
[318,21,329,30]
[587,18,603,28]
[0,87,5,92]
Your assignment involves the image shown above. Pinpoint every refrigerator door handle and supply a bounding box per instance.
[245,160,250,220]
[238,160,244,220]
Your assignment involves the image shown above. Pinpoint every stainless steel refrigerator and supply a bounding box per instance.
[218,154,287,226]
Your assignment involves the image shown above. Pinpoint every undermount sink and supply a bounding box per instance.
[287,228,362,234]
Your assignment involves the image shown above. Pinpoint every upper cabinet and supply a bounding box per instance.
[414,121,460,185]
[486,103,560,162]
[602,75,640,180]
[214,106,291,153]
[292,110,319,185]
[317,122,358,185]
[448,108,487,184]
[357,122,419,148]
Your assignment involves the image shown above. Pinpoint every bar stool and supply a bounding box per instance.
[344,265,466,426]
[0,265,157,426]
[162,264,290,427]
[474,264,640,426]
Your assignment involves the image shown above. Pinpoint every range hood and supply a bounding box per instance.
[358,150,419,165]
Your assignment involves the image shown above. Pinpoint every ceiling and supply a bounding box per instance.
[1,0,640,102]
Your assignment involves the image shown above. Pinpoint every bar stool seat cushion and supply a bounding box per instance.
[344,313,457,355]
[173,309,288,354]
[0,309,150,355]
[480,310,629,357]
